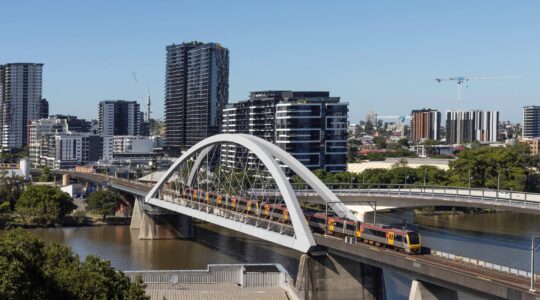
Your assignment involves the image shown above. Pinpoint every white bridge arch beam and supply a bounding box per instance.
[146,134,317,252]
[242,134,357,221]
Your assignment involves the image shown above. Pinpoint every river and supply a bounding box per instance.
[10,210,540,299]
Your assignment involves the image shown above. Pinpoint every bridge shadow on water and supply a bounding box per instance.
[190,221,303,277]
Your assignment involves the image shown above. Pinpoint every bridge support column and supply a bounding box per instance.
[130,198,194,239]
[296,253,386,300]
[408,280,458,300]
[130,197,144,230]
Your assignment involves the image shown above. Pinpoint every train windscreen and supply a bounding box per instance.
[407,232,420,245]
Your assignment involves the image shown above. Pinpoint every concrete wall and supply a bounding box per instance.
[296,253,386,300]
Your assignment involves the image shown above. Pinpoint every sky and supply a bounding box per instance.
[1,0,539,123]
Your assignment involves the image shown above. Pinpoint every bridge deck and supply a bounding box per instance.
[316,234,540,299]
[56,171,540,297]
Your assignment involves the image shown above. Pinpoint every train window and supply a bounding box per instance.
[407,232,420,244]
[346,224,355,231]
[394,235,403,243]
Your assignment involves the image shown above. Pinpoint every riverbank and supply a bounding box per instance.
[0,215,131,230]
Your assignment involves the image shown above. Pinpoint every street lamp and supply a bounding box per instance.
[497,172,501,199]
[530,236,540,292]
[404,175,409,185]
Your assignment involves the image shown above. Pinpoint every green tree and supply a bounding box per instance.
[397,138,410,148]
[448,143,540,191]
[422,139,439,157]
[39,166,53,182]
[86,190,121,219]
[373,136,387,149]
[16,185,76,224]
[0,170,23,213]
[0,229,147,300]
[364,121,374,135]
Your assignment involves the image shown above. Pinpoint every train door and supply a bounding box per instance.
[328,219,335,232]
[386,232,395,246]
[356,224,362,238]
[217,195,222,206]
[264,204,270,217]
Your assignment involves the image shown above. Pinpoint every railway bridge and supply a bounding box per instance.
[51,134,540,299]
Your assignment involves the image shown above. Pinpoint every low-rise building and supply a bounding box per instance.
[37,132,103,169]
[521,138,540,156]
[348,158,452,173]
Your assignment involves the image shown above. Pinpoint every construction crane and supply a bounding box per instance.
[132,72,151,122]
[435,76,521,111]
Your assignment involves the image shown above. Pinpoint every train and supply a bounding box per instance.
[176,186,422,254]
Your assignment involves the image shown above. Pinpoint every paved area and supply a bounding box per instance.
[143,283,291,300]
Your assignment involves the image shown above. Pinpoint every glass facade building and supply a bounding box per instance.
[222,91,348,173]
[164,41,229,156]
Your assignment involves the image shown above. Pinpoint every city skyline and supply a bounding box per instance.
[2,1,538,123]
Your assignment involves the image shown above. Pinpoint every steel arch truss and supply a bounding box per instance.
[146,134,356,253]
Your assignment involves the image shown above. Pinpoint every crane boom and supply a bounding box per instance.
[435,75,521,111]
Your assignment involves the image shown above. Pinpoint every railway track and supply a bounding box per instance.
[57,171,540,294]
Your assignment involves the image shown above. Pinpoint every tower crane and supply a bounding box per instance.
[435,76,521,111]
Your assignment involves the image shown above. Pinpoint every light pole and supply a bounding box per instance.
[530,236,540,292]
[497,172,501,199]
[423,168,427,188]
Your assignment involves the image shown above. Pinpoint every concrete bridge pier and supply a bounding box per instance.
[296,252,386,300]
[409,280,458,300]
[130,198,194,239]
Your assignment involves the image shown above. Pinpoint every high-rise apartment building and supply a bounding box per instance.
[98,100,141,136]
[40,98,49,119]
[222,91,348,172]
[0,63,43,150]
[446,110,499,144]
[164,41,229,156]
[365,111,377,125]
[523,106,540,139]
[410,109,441,142]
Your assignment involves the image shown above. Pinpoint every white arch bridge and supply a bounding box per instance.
[144,134,357,253]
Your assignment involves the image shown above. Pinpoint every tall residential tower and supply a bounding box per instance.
[523,106,540,139]
[164,41,229,156]
[410,109,441,142]
[0,63,44,150]
[446,110,499,144]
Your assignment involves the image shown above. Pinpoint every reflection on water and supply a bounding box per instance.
[22,223,301,274]
[5,211,540,300]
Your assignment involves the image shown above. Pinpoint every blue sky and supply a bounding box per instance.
[2,0,538,122]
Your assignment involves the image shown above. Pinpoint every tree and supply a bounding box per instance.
[16,185,76,224]
[0,170,23,213]
[448,143,540,191]
[86,190,121,219]
[373,136,387,149]
[39,166,53,182]
[0,229,147,299]
[397,138,409,148]
[422,139,439,157]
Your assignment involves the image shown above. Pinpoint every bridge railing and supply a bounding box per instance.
[291,182,540,206]
[155,188,295,237]
[431,250,536,279]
